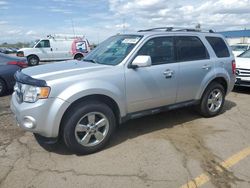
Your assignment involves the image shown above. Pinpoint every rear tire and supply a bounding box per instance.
[198,82,225,117]
[27,55,39,66]
[62,101,116,154]
[74,54,83,61]
[0,79,6,96]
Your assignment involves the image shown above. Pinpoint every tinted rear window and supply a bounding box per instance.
[206,37,230,58]
[176,36,209,62]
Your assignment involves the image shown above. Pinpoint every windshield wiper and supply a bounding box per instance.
[82,59,98,64]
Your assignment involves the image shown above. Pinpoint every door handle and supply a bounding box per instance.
[202,64,211,70]
[163,69,174,78]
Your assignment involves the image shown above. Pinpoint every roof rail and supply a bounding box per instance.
[138,27,214,33]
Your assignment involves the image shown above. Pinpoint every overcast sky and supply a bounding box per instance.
[0,0,250,44]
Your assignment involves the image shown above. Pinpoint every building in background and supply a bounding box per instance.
[219,29,250,45]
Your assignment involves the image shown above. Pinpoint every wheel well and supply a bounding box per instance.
[59,94,120,134]
[27,54,39,61]
[211,77,228,92]
[74,53,83,59]
[0,77,7,88]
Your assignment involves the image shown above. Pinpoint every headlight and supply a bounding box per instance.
[21,84,50,103]
[16,51,24,57]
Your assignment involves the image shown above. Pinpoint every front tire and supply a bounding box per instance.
[27,55,39,66]
[198,82,225,117]
[62,101,116,154]
[74,54,83,61]
[0,79,6,96]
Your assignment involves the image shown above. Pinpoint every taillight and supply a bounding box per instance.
[7,61,28,68]
[232,60,236,74]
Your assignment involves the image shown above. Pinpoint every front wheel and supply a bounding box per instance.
[0,79,6,96]
[74,54,83,61]
[198,82,225,117]
[27,55,39,66]
[62,101,116,154]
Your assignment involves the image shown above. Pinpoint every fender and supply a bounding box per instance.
[57,80,127,117]
[195,67,231,100]
[45,80,127,138]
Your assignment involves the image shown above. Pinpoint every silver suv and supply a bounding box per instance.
[11,27,236,154]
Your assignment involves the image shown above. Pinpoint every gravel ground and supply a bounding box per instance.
[0,87,250,188]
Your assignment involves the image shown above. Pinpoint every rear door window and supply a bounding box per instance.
[175,36,209,62]
[206,37,230,58]
[76,41,87,52]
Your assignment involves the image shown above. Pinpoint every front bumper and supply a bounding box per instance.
[235,77,250,87]
[10,92,70,138]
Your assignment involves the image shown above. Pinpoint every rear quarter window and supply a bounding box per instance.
[206,37,230,58]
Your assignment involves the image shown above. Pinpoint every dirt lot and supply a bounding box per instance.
[0,88,250,188]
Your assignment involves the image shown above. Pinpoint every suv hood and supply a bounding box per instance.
[233,50,244,57]
[22,60,111,82]
[235,57,250,69]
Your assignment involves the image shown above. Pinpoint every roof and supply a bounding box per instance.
[218,30,250,38]
[124,32,222,39]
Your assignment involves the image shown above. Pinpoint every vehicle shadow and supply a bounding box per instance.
[38,100,236,155]
[108,99,236,149]
[0,90,13,97]
[233,86,250,94]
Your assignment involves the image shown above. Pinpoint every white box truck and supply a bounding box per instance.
[17,34,91,66]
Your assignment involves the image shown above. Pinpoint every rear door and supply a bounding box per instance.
[53,40,73,60]
[206,36,233,86]
[125,36,179,113]
[175,35,212,102]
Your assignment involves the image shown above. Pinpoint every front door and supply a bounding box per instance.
[125,36,179,113]
[35,39,53,60]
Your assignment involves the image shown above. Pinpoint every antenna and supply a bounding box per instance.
[71,19,76,37]
[122,18,125,33]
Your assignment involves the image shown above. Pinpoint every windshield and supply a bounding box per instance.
[30,40,40,48]
[231,45,248,51]
[238,49,250,58]
[83,35,142,65]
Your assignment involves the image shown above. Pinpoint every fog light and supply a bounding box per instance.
[23,116,36,129]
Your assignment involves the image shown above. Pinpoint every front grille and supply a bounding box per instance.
[236,68,250,77]
[235,78,250,86]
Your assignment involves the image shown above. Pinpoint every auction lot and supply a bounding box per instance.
[0,87,250,188]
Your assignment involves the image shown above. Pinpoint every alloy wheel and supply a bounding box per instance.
[74,112,109,147]
[207,89,223,113]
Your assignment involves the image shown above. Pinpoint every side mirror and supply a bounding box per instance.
[130,55,152,68]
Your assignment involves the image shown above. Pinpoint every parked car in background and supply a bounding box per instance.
[0,47,10,54]
[0,53,27,96]
[11,27,236,154]
[9,47,19,53]
[0,48,7,54]
[17,34,91,66]
[0,47,16,54]
[235,49,250,87]
[231,43,250,57]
